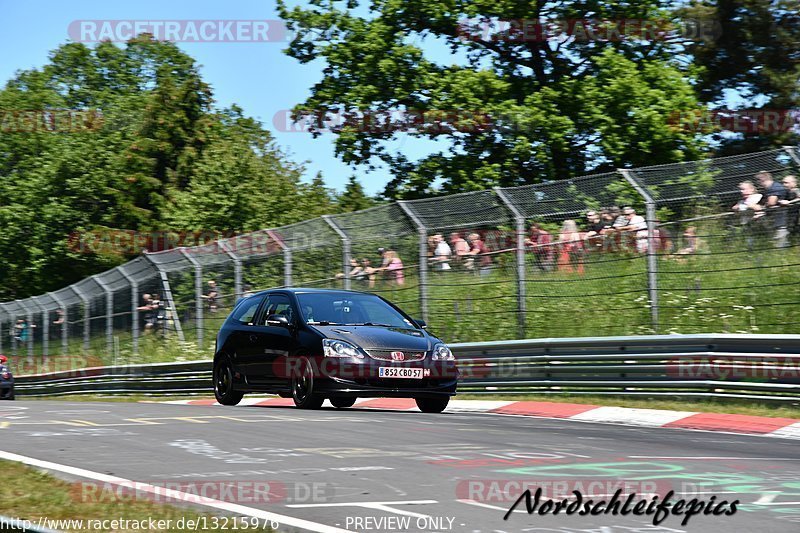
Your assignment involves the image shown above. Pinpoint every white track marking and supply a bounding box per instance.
[0,450,354,533]
[570,406,697,426]
[769,422,800,440]
[286,500,437,519]
[629,456,800,461]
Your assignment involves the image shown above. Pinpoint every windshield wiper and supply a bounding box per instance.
[308,321,340,325]
[345,322,395,327]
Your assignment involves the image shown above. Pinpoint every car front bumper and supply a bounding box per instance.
[310,357,458,399]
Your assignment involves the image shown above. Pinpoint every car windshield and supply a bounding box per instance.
[296,293,416,329]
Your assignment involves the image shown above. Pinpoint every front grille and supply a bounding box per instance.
[366,350,426,362]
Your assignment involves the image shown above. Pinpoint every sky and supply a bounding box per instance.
[0,0,426,195]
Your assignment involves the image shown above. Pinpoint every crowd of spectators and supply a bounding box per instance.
[733,171,800,248]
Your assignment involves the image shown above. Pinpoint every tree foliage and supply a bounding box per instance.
[277,0,709,198]
[0,37,337,299]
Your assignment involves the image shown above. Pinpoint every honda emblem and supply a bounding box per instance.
[390,351,405,361]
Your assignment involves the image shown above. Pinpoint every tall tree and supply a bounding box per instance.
[278,0,708,198]
[337,175,376,212]
[0,38,309,299]
[680,0,800,153]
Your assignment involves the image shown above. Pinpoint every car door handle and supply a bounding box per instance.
[249,334,258,343]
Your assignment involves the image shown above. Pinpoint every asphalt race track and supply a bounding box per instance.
[1,400,799,533]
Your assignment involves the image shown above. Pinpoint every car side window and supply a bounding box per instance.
[260,294,295,325]
[231,296,264,324]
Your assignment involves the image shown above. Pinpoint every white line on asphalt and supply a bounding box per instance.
[628,456,800,460]
[286,500,437,519]
[0,450,355,533]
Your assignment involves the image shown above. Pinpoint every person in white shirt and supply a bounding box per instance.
[431,234,452,270]
[620,207,649,253]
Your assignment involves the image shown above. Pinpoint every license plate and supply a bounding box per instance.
[379,367,424,379]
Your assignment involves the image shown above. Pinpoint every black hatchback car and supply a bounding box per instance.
[0,355,14,400]
[212,288,458,412]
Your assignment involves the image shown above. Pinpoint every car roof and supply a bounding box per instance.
[248,287,376,297]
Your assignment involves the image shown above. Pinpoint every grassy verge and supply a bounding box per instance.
[0,460,275,532]
[19,391,799,419]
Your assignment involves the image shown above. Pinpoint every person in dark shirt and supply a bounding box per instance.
[780,175,800,238]
[756,171,788,247]
[583,210,608,252]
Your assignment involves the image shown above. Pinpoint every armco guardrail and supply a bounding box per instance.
[11,334,800,402]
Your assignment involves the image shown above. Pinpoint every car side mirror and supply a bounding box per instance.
[415,318,427,329]
[266,314,291,327]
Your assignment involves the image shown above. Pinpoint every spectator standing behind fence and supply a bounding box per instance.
[525,223,554,271]
[449,232,470,269]
[430,234,452,271]
[673,226,698,257]
[583,211,608,252]
[467,233,492,276]
[13,318,35,343]
[377,248,405,286]
[619,207,649,253]
[137,293,158,333]
[756,171,789,248]
[779,175,799,238]
[733,181,763,222]
[202,280,219,313]
[557,220,585,274]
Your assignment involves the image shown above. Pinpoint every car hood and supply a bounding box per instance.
[310,325,433,351]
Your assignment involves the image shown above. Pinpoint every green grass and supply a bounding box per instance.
[0,460,275,532]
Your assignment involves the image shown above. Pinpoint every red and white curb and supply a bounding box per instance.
[152,398,800,440]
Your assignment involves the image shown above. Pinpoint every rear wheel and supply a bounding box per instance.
[214,357,243,406]
[330,397,357,408]
[415,397,449,413]
[292,357,324,409]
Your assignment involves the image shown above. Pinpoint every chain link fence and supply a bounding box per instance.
[1,147,799,366]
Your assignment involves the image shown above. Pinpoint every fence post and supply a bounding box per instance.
[495,187,527,338]
[619,169,659,332]
[117,266,139,357]
[397,201,428,323]
[142,254,185,343]
[179,249,204,349]
[71,287,90,353]
[784,145,800,166]
[219,241,242,302]
[49,292,68,356]
[92,275,114,357]
[32,297,48,357]
[322,215,351,290]
[267,230,292,287]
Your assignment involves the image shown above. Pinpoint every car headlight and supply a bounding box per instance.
[323,339,364,359]
[431,343,454,361]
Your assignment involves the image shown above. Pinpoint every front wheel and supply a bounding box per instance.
[292,358,324,409]
[214,357,243,406]
[330,397,357,408]
[415,396,449,413]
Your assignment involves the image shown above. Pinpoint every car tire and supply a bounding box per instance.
[330,397,357,408]
[214,356,244,406]
[292,357,324,409]
[415,397,449,413]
